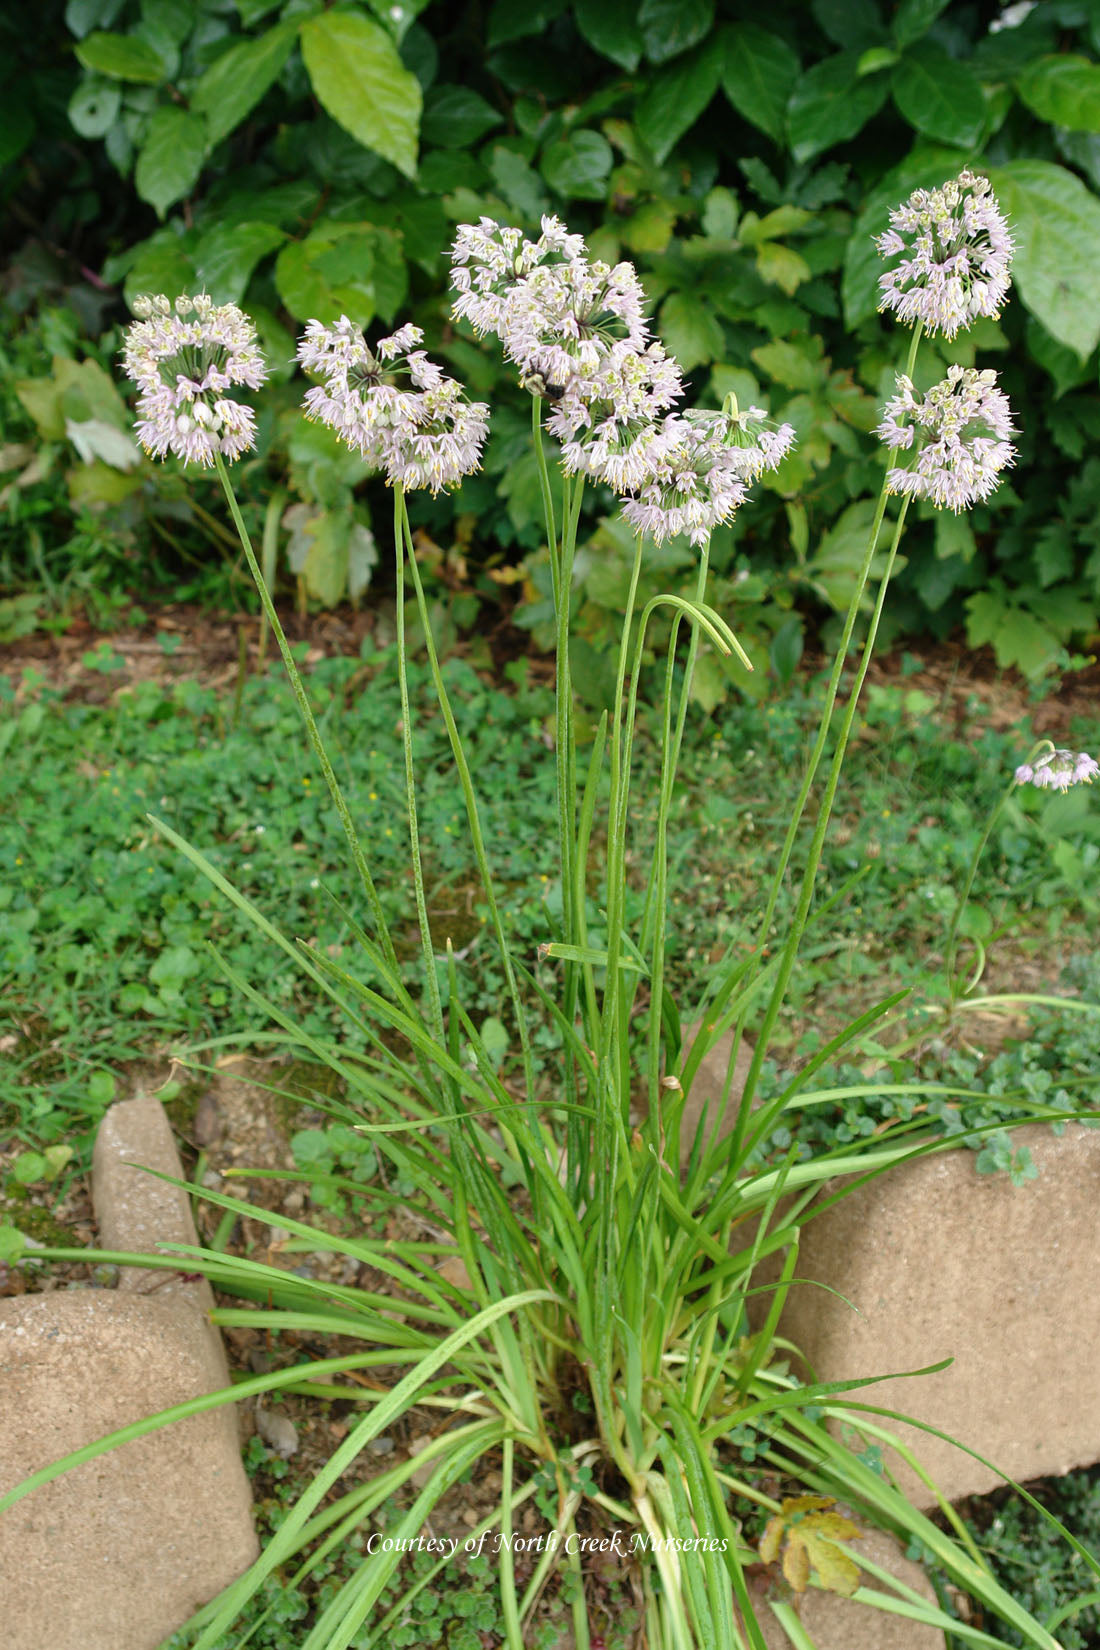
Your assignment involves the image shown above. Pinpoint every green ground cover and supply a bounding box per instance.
[3,643,1099,1158]
[3,640,1100,1643]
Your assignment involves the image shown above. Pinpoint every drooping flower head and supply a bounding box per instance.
[1015,750,1099,792]
[499,255,652,390]
[450,214,587,339]
[877,365,1015,512]
[122,293,267,465]
[549,341,685,491]
[296,317,488,494]
[619,401,797,546]
[876,170,1014,339]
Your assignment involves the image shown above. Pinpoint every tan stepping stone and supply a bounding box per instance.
[0,1095,257,1650]
[773,1122,1100,1506]
[92,1093,212,1305]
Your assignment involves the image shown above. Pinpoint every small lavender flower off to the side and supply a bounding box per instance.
[296,317,489,494]
[123,293,267,465]
[1015,749,1100,791]
[876,169,1014,338]
[877,364,1016,512]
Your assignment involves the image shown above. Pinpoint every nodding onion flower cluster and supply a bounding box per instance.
[121,172,1019,540]
[1015,750,1099,793]
[877,365,1016,514]
[451,213,795,546]
[876,170,1014,340]
[295,318,489,495]
[123,294,267,466]
[876,171,1017,513]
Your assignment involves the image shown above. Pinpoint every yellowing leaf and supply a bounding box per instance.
[300,10,421,179]
[755,241,812,295]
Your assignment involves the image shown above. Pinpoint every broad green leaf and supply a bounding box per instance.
[488,146,549,217]
[891,44,986,147]
[66,0,127,39]
[285,505,378,605]
[122,225,199,307]
[933,511,976,563]
[190,19,299,149]
[421,85,504,148]
[75,30,166,82]
[806,497,895,611]
[635,36,723,164]
[738,204,811,245]
[892,0,952,49]
[273,221,401,324]
[0,93,34,169]
[300,9,421,179]
[540,128,613,199]
[1017,54,1100,133]
[841,144,976,326]
[857,46,898,76]
[134,105,207,217]
[192,220,286,303]
[639,0,714,66]
[750,338,826,391]
[701,185,738,240]
[486,0,568,47]
[364,0,434,45]
[68,77,121,138]
[1026,314,1093,396]
[574,0,643,73]
[659,291,724,371]
[811,0,886,51]
[755,242,811,294]
[987,160,1100,360]
[140,0,194,47]
[15,377,65,441]
[1033,522,1075,589]
[788,50,890,164]
[620,199,678,251]
[966,597,1061,677]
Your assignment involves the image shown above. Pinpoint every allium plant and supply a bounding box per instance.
[7,180,1095,1650]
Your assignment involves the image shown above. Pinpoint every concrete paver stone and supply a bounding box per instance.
[0,1096,257,1650]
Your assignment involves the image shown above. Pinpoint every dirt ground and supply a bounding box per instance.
[2,597,1098,743]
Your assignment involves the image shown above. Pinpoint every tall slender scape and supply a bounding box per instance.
[18,173,1089,1649]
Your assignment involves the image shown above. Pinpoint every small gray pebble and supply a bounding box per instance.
[367,1436,395,1456]
[255,1406,299,1459]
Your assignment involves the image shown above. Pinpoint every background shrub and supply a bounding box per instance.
[4,0,1100,690]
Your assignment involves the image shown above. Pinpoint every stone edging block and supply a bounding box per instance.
[774,1123,1100,1506]
[0,1095,257,1650]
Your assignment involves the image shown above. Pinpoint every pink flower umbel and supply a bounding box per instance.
[619,403,796,547]
[122,293,267,465]
[1015,750,1100,792]
[877,365,1015,512]
[876,170,1014,339]
[297,318,489,494]
[450,214,587,339]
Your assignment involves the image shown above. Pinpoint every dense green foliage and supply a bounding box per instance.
[4,1,1100,680]
[4,650,1099,1153]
